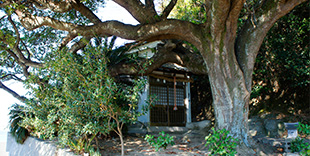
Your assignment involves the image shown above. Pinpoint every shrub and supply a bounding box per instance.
[289,123,310,155]
[290,137,310,155]
[145,131,175,151]
[22,43,150,156]
[298,123,310,136]
[205,127,239,156]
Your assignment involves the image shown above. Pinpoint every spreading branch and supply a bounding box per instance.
[6,15,41,67]
[161,0,177,20]
[0,81,27,103]
[113,0,158,24]
[109,40,207,76]
[15,9,203,47]
[145,0,155,9]
[235,0,307,91]
[73,1,102,24]
[33,0,74,13]
[0,74,24,82]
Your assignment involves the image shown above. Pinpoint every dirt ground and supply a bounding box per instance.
[96,134,290,156]
[99,135,208,156]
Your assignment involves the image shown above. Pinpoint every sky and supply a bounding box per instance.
[0,81,27,131]
[0,0,138,142]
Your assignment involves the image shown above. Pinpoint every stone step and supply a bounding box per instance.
[149,126,188,133]
[128,126,189,135]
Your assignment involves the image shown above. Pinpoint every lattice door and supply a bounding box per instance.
[149,77,186,126]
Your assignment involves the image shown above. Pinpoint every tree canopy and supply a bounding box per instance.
[0,0,307,147]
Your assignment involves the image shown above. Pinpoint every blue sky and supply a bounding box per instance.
[0,0,138,142]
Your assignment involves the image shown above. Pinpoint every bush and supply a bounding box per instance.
[298,123,310,136]
[290,137,310,155]
[145,131,175,151]
[21,43,150,155]
[289,123,310,155]
[205,127,239,156]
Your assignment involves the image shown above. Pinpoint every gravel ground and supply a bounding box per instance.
[98,135,210,156]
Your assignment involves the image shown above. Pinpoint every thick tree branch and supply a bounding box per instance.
[161,0,177,20]
[205,0,244,50]
[73,2,102,24]
[113,0,158,24]
[145,0,155,9]
[15,10,203,48]
[225,0,244,44]
[33,0,74,13]
[2,48,47,86]
[209,0,230,35]
[235,0,307,91]
[1,37,42,71]
[0,81,27,103]
[109,40,207,76]
[15,9,78,31]
[145,0,157,18]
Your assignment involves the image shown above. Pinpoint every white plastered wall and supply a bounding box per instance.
[185,82,192,123]
[137,76,150,124]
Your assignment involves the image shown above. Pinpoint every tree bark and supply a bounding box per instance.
[199,37,251,144]
[192,0,251,143]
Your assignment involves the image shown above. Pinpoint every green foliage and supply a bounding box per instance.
[250,2,310,114]
[145,131,175,151]
[290,123,310,155]
[290,137,310,155]
[205,127,239,156]
[170,0,207,24]
[298,123,310,136]
[301,149,310,156]
[21,41,148,155]
[8,104,32,144]
[87,148,101,156]
[69,137,89,154]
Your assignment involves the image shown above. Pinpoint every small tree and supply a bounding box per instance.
[22,41,150,155]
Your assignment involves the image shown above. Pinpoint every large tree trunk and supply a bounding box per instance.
[200,35,251,144]
[208,62,250,144]
[196,0,252,143]
[196,0,306,144]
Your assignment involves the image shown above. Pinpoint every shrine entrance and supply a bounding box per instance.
[149,75,187,126]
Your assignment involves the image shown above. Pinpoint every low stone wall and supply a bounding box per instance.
[6,133,80,156]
